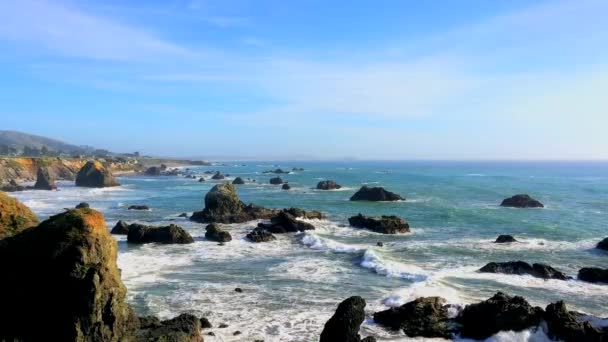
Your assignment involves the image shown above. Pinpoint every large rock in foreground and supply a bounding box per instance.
[373,297,451,338]
[0,208,138,341]
[0,191,39,239]
[578,267,608,284]
[127,223,194,244]
[479,261,570,280]
[350,186,403,201]
[75,161,120,188]
[348,213,410,234]
[33,166,57,190]
[500,194,543,208]
[190,183,276,223]
[317,180,342,190]
[320,296,373,342]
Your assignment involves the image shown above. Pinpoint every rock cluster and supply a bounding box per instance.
[479,261,570,280]
[350,186,403,201]
[75,161,120,188]
[500,194,544,208]
[348,213,410,234]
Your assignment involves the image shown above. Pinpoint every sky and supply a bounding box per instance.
[0,0,607,160]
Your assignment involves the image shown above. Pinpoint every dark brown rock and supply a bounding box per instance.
[246,227,276,243]
[269,177,283,185]
[205,223,232,242]
[544,301,606,341]
[348,213,410,234]
[479,261,570,280]
[111,220,130,235]
[33,167,57,190]
[495,235,517,243]
[127,223,194,244]
[128,205,150,210]
[500,194,544,208]
[232,177,245,185]
[317,180,342,190]
[350,186,403,201]
[578,267,608,284]
[257,210,315,233]
[320,296,368,342]
[373,297,451,338]
[75,161,120,188]
[0,191,39,240]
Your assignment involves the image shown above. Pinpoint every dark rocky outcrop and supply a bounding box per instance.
[348,214,410,234]
[373,297,451,338]
[269,177,283,185]
[500,194,544,208]
[257,210,315,234]
[211,171,225,180]
[495,235,517,243]
[205,223,232,242]
[0,191,39,240]
[200,317,212,329]
[127,223,194,244]
[596,237,608,251]
[33,167,57,190]
[246,227,276,242]
[320,296,370,342]
[111,220,130,235]
[479,261,570,280]
[457,292,544,340]
[350,186,403,201]
[75,202,90,209]
[232,177,245,185]
[190,183,277,223]
[263,168,290,174]
[544,301,606,341]
[75,161,120,188]
[1,179,25,192]
[144,166,161,176]
[282,207,325,220]
[282,183,291,190]
[578,267,608,284]
[136,313,202,342]
[317,180,342,190]
[128,205,150,210]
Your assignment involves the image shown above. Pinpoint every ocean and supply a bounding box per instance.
[10,161,608,341]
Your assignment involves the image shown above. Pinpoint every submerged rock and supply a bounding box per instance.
[457,292,544,340]
[269,177,283,185]
[211,171,225,180]
[205,223,232,242]
[596,237,608,251]
[232,177,245,185]
[75,160,120,188]
[111,220,130,235]
[0,191,39,240]
[127,223,194,244]
[317,180,342,190]
[479,261,570,280]
[544,301,606,341]
[348,214,410,234]
[257,210,315,233]
[494,234,517,243]
[282,183,291,190]
[33,167,57,190]
[144,166,161,176]
[578,267,608,284]
[373,297,451,338]
[320,296,370,342]
[500,194,544,208]
[350,186,403,201]
[75,202,90,209]
[246,227,276,242]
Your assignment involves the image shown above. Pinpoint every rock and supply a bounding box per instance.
[1,179,25,192]
[317,180,342,190]
[246,227,276,242]
[178,212,188,217]
[144,166,161,176]
[204,170,215,174]
[139,316,162,329]
[211,171,225,180]
[111,220,130,235]
[75,160,120,188]
[200,317,212,329]
[75,202,90,209]
[190,183,277,223]
[269,177,283,185]
[199,177,205,182]
[263,168,289,174]
[235,287,243,293]
[348,214,410,234]
[0,191,39,240]
[207,332,215,336]
[233,331,242,336]
[479,261,570,280]
[137,313,202,342]
[544,301,606,341]
[494,234,517,243]
[350,186,403,201]
[578,267,608,284]
[597,237,608,251]
[232,177,245,185]
[320,296,368,342]
[127,223,194,244]
[128,205,150,210]
[160,164,168,171]
[219,323,229,328]
[33,167,57,190]
[282,183,291,190]
[257,210,315,233]
[500,194,544,208]
[0,208,138,341]
[205,223,232,242]
[457,292,544,340]
[376,242,383,247]
[292,167,304,172]
[373,297,451,338]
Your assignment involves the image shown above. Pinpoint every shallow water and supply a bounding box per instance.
[11,161,608,341]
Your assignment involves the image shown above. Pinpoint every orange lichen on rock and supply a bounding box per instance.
[0,191,39,239]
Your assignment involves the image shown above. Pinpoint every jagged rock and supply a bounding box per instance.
[479,261,570,280]
[0,191,39,240]
[75,202,90,209]
[500,194,544,208]
[33,167,57,190]
[211,171,225,180]
[317,180,342,190]
[373,297,451,338]
[205,223,232,242]
[282,183,291,190]
[269,177,283,185]
[597,237,608,251]
[0,208,138,341]
[544,301,606,341]
[495,235,517,243]
[457,292,544,339]
[320,296,369,342]
[136,313,202,342]
[578,267,608,284]
[257,210,315,233]
[144,166,161,176]
[348,214,410,234]
[127,223,194,244]
[232,177,245,185]
[246,227,276,242]
[128,205,150,210]
[111,220,130,235]
[75,161,120,188]
[190,183,277,223]
[350,186,403,201]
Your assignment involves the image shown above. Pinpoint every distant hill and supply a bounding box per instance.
[0,130,94,154]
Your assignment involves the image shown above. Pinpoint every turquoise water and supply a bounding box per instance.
[11,161,608,341]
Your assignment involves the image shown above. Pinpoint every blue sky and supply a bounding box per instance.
[0,0,606,159]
